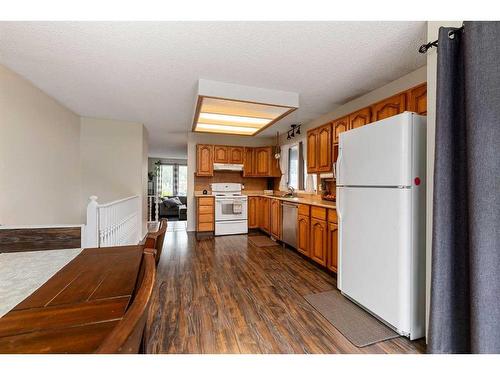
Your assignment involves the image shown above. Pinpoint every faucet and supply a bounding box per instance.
[287,186,296,197]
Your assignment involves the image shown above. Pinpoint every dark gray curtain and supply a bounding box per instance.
[429,22,500,353]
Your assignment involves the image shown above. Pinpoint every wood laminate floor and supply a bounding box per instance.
[145,230,426,354]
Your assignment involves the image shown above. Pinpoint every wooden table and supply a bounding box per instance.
[0,245,143,353]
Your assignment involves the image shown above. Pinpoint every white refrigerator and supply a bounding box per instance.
[336,112,426,340]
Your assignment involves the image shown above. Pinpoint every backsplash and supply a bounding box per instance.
[194,171,270,193]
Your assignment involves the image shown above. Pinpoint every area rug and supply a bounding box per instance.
[304,289,400,347]
[248,235,279,248]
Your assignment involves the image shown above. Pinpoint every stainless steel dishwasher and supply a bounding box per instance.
[281,202,298,249]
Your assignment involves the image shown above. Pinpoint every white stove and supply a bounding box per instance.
[211,183,248,236]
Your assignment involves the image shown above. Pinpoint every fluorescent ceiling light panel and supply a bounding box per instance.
[193,80,299,136]
[199,112,271,126]
[196,123,258,134]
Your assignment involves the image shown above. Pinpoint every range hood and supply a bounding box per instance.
[214,163,244,171]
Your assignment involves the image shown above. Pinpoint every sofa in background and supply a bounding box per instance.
[159,196,187,220]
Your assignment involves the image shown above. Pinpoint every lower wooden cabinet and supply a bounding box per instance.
[327,222,338,273]
[259,197,271,234]
[248,196,258,229]
[310,218,327,266]
[297,214,310,256]
[270,199,281,239]
[196,196,214,232]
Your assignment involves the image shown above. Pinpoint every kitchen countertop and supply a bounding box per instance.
[195,192,336,209]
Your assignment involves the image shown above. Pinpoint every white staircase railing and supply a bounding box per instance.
[85,195,141,248]
[147,195,160,223]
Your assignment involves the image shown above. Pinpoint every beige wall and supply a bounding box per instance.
[186,132,273,232]
[0,64,82,225]
[280,65,427,148]
[80,117,149,235]
[425,21,463,337]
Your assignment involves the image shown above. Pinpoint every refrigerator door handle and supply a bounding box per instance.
[336,148,343,184]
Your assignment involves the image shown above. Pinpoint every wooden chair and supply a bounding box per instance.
[144,219,167,264]
[96,248,156,354]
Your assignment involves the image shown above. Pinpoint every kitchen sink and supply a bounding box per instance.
[272,193,298,199]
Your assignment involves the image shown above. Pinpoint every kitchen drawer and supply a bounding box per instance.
[198,222,214,232]
[198,205,213,214]
[311,206,327,221]
[198,213,214,223]
[298,204,310,216]
[198,197,214,206]
[328,209,337,223]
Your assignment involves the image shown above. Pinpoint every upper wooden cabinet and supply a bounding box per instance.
[214,145,229,163]
[332,116,349,144]
[349,107,372,130]
[196,144,279,177]
[307,124,331,173]
[196,144,214,176]
[248,196,258,229]
[371,93,406,122]
[408,83,427,115]
[229,146,244,164]
[213,145,244,164]
[317,124,332,172]
[255,147,272,176]
[270,199,281,239]
[243,147,255,177]
[306,129,318,173]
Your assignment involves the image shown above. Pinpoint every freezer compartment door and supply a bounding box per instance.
[337,186,412,335]
[337,112,414,187]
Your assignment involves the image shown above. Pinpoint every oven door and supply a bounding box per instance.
[215,197,247,221]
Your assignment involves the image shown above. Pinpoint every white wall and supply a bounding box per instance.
[0,64,82,225]
[186,132,273,232]
[425,21,463,337]
[80,117,149,235]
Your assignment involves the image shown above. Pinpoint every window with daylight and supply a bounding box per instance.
[288,142,304,190]
[158,163,187,197]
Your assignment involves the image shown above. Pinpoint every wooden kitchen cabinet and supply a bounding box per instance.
[196,144,214,176]
[349,107,372,130]
[310,218,327,266]
[297,214,310,257]
[408,83,427,115]
[255,147,272,176]
[248,196,258,229]
[270,198,281,239]
[196,196,214,232]
[327,222,338,273]
[243,147,255,177]
[229,146,244,164]
[307,129,318,173]
[371,93,406,122]
[317,123,332,172]
[259,197,271,233]
[214,145,229,163]
[332,116,349,145]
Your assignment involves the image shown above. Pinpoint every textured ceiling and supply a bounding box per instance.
[0,21,426,158]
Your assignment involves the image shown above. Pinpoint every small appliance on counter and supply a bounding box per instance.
[319,178,336,202]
